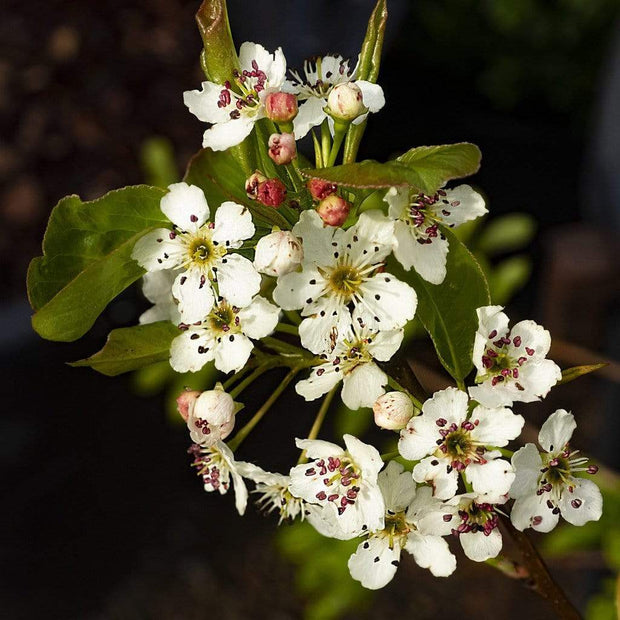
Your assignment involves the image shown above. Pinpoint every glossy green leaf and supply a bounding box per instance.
[559,363,608,385]
[391,226,491,380]
[476,212,537,256]
[28,185,167,341]
[71,321,179,376]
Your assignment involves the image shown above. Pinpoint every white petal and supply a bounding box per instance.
[466,458,515,502]
[346,209,394,264]
[343,434,383,481]
[172,269,215,324]
[408,486,458,537]
[202,116,255,151]
[161,182,210,231]
[341,362,387,410]
[517,359,562,402]
[169,328,215,373]
[348,536,401,590]
[293,97,327,139]
[405,533,456,577]
[366,329,404,362]
[378,460,417,513]
[356,273,417,331]
[216,253,261,308]
[558,478,603,526]
[393,222,449,284]
[292,209,341,266]
[183,81,232,124]
[398,416,439,461]
[470,405,524,447]
[214,332,253,374]
[468,382,513,408]
[132,229,184,271]
[509,319,552,360]
[299,301,351,355]
[460,528,502,562]
[384,186,408,220]
[142,270,177,305]
[510,493,559,533]
[212,201,255,248]
[293,437,344,460]
[355,80,385,113]
[472,305,509,374]
[509,444,543,498]
[295,363,342,401]
[436,185,487,228]
[538,409,576,454]
[412,457,459,500]
[273,267,326,311]
[230,467,249,516]
[423,387,469,426]
[237,296,279,339]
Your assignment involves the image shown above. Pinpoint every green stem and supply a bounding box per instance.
[379,450,400,462]
[498,447,514,459]
[297,385,338,464]
[228,366,301,451]
[275,322,299,336]
[320,121,331,168]
[312,129,323,168]
[261,335,307,357]
[284,310,302,326]
[456,378,466,391]
[326,125,347,167]
[387,376,424,410]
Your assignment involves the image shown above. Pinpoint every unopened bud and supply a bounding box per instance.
[176,389,201,422]
[373,392,414,430]
[317,194,350,226]
[187,384,238,446]
[245,170,267,199]
[326,82,367,122]
[268,132,297,165]
[307,178,337,201]
[257,178,287,208]
[265,91,298,123]
[254,230,303,277]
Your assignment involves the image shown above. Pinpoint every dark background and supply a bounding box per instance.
[1,1,619,618]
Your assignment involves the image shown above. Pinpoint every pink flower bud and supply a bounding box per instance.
[317,194,350,226]
[245,170,268,199]
[265,91,298,123]
[307,178,338,201]
[268,132,297,165]
[187,386,237,446]
[373,392,414,430]
[326,82,367,122]
[254,230,303,277]
[257,178,287,208]
[176,389,201,422]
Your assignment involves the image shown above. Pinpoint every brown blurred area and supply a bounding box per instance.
[1,1,619,619]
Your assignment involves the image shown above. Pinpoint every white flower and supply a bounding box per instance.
[187,441,249,515]
[385,185,487,285]
[273,210,416,355]
[348,461,457,589]
[510,409,602,532]
[325,82,366,122]
[132,182,260,325]
[468,306,562,408]
[184,42,287,151]
[138,270,181,325]
[373,391,415,430]
[239,463,304,524]
[295,323,403,410]
[446,494,504,562]
[170,295,279,374]
[289,434,385,539]
[253,230,303,277]
[398,387,523,501]
[186,384,239,446]
[284,55,385,138]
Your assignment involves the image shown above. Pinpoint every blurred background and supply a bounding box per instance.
[1,0,619,618]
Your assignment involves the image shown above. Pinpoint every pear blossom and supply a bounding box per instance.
[348,461,457,589]
[289,434,385,539]
[385,185,487,285]
[325,82,366,122]
[398,387,523,501]
[184,42,287,151]
[132,182,260,325]
[295,323,403,410]
[170,295,279,374]
[187,441,249,515]
[253,230,303,277]
[373,391,415,430]
[273,209,416,355]
[284,55,385,138]
[138,270,181,325]
[468,306,562,408]
[186,384,240,446]
[510,409,602,532]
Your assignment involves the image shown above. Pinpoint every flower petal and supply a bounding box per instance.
[509,443,543,498]
[273,266,326,311]
[341,362,387,410]
[459,528,502,562]
[169,328,215,373]
[161,182,210,231]
[348,536,401,590]
[343,434,383,481]
[377,460,417,513]
[436,185,487,228]
[132,229,184,272]
[366,329,404,362]
[293,97,327,139]
[538,409,576,454]
[295,363,342,402]
[202,116,255,151]
[393,221,449,284]
[183,81,232,124]
[465,458,515,502]
[510,493,559,533]
[172,269,215,324]
[214,332,253,374]
[405,533,456,577]
[356,273,417,331]
[412,457,459,500]
[355,80,385,113]
[558,478,603,526]
[216,253,261,308]
[237,296,279,340]
[470,405,524,447]
[212,201,255,248]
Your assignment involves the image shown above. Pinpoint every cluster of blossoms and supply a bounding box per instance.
[129,37,603,592]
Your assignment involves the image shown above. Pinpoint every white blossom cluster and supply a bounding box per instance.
[130,41,603,591]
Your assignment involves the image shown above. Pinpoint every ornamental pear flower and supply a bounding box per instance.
[268,132,297,165]
[509,409,602,532]
[284,55,385,138]
[132,182,260,325]
[264,91,298,123]
[289,434,385,539]
[307,178,338,201]
[273,209,417,355]
[348,461,457,589]
[176,389,201,421]
[256,178,287,207]
[398,387,523,501]
[138,270,181,325]
[184,42,287,151]
[326,82,367,122]
[186,384,240,446]
[317,194,351,227]
[468,306,562,408]
[373,391,415,430]
[253,230,303,277]
[187,441,250,515]
[295,323,404,410]
[170,295,280,374]
[385,185,487,285]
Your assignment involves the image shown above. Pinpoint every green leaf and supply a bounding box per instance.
[28,185,167,341]
[559,363,608,385]
[476,213,537,256]
[71,321,179,376]
[390,227,491,380]
[397,143,482,194]
[343,0,388,164]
